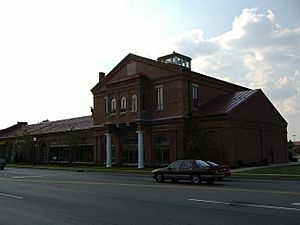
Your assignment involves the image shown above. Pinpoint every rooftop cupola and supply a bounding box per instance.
[157,51,192,70]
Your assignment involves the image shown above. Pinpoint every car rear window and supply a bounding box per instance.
[207,161,219,166]
[195,160,210,168]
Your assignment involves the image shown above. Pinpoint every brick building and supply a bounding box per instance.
[0,52,288,167]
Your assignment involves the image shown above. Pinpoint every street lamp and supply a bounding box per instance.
[33,137,37,166]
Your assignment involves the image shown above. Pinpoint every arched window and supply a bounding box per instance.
[120,96,127,113]
[111,98,116,114]
[131,94,137,112]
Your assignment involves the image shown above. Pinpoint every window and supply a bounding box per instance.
[195,160,210,168]
[168,161,182,170]
[156,85,163,110]
[180,161,192,169]
[131,94,137,112]
[192,84,198,108]
[120,96,126,113]
[154,135,170,165]
[111,98,116,114]
[104,97,108,114]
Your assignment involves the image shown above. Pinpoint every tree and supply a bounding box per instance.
[182,117,203,159]
[15,131,33,163]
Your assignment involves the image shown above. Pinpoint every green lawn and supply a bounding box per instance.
[7,163,153,174]
[237,164,300,175]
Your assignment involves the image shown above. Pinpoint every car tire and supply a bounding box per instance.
[191,174,201,184]
[0,166,4,170]
[155,173,164,182]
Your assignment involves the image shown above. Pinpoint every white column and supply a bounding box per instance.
[105,133,112,167]
[137,130,144,169]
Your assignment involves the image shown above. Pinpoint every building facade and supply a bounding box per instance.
[0,52,288,167]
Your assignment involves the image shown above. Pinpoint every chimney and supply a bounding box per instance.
[99,72,105,81]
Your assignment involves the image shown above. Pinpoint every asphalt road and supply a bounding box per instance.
[0,168,300,225]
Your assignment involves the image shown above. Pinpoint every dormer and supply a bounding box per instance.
[157,51,192,70]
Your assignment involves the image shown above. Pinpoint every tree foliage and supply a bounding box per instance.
[182,117,203,159]
[14,131,33,163]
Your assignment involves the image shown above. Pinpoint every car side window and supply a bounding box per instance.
[180,161,192,169]
[168,161,182,170]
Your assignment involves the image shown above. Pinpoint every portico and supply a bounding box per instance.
[96,123,147,168]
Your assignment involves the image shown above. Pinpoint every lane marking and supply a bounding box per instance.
[11,175,44,179]
[188,199,300,212]
[2,176,300,196]
[0,192,23,199]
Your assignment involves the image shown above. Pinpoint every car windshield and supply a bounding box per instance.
[195,160,210,168]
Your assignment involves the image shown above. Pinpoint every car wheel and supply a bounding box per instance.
[0,166,4,170]
[191,174,201,184]
[155,173,164,182]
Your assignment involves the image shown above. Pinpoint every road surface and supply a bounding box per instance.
[1,167,299,225]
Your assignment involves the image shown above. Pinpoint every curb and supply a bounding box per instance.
[232,173,300,180]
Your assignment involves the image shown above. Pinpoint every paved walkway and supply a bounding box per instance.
[232,161,300,172]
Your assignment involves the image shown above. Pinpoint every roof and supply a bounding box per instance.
[91,53,184,93]
[0,116,93,139]
[198,89,259,117]
[91,53,248,94]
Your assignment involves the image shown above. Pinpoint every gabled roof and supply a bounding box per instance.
[91,53,186,93]
[91,53,248,94]
[0,116,93,139]
[198,89,259,117]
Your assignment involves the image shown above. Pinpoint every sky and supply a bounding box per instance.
[0,0,299,141]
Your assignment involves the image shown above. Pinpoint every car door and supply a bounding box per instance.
[164,161,182,180]
[179,160,194,180]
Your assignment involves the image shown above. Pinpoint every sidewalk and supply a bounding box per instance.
[231,161,300,172]
[231,161,300,180]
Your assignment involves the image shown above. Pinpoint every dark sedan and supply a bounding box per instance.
[151,160,224,184]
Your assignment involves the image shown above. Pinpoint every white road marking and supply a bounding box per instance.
[0,193,23,199]
[292,203,300,206]
[11,175,43,179]
[188,199,300,212]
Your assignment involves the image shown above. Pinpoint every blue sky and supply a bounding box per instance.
[0,0,299,141]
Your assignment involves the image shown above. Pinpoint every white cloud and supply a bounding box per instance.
[173,8,300,140]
